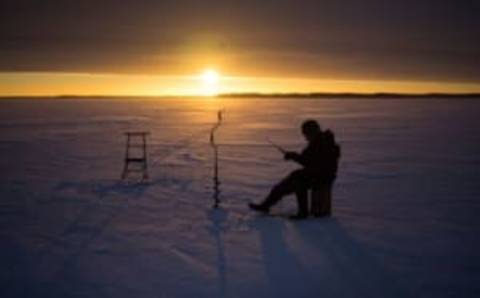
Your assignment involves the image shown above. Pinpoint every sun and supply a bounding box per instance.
[200,69,220,96]
[201,69,220,85]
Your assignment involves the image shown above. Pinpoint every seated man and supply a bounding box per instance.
[249,120,340,219]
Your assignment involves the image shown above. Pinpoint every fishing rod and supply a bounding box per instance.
[266,137,287,154]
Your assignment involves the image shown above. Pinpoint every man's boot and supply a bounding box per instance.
[248,203,270,214]
[289,212,308,220]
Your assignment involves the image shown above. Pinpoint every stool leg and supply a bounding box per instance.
[122,135,131,179]
[121,162,129,179]
[311,189,321,217]
[320,187,332,216]
[142,134,148,181]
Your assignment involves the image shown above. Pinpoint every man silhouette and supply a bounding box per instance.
[249,120,340,219]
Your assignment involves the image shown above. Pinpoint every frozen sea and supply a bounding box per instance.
[0,97,479,298]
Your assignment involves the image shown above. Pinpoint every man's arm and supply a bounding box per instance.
[284,151,308,166]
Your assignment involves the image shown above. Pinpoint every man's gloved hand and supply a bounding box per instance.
[284,151,298,161]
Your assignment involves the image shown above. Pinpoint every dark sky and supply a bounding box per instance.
[1,0,479,82]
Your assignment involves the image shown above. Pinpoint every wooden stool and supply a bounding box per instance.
[310,184,332,217]
[121,132,149,181]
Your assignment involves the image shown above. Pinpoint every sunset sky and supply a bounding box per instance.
[1,0,480,96]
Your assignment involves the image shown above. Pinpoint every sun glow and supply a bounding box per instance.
[200,69,220,96]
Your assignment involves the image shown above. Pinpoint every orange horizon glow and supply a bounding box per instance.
[1,71,480,97]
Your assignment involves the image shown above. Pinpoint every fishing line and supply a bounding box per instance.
[149,125,212,168]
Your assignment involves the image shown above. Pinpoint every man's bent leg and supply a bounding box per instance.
[262,170,308,209]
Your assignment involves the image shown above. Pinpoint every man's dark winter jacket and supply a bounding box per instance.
[291,130,340,183]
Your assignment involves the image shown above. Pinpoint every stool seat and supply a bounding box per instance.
[125,132,150,136]
[125,158,145,163]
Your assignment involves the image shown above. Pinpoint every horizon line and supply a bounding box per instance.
[1,91,480,99]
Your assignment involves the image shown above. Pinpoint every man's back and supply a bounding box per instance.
[299,130,340,182]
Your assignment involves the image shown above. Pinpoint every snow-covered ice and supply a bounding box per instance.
[0,97,479,298]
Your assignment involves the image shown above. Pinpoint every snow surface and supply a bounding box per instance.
[0,97,479,298]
